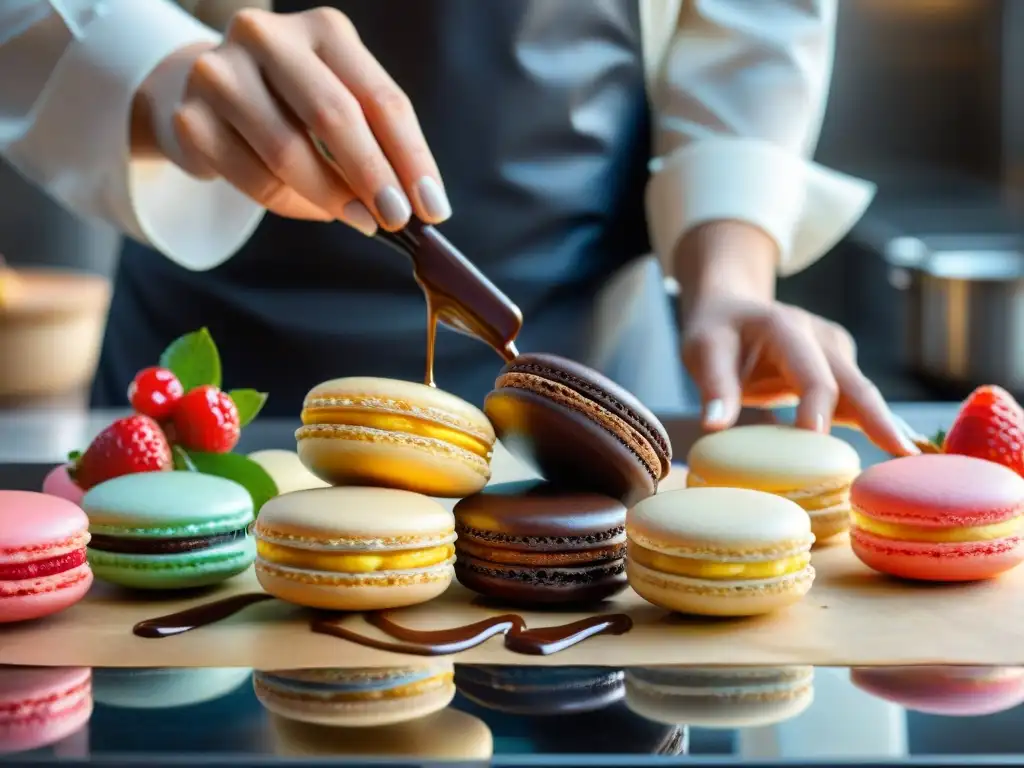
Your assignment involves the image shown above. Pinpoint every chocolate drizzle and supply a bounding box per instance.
[131,592,632,656]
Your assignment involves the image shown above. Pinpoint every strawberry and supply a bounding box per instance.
[72,415,173,490]
[172,385,241,453]
[943,385,1024,477]
[128,366,184,421]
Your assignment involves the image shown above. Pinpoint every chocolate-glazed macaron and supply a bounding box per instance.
[453,480,628,605]
[483,354,671,505]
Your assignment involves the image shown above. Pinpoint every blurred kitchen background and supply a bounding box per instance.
[1,0,1021,406]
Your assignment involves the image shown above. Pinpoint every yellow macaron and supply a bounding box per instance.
[686,425,860,542]
[627,487,815,616]
[254,487,456,611]
[296,377,496,497]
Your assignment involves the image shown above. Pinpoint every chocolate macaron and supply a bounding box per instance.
[483,354,671,505]
[453,480,628,605]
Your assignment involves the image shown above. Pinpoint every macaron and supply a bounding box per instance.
[297,377,495,497]
[849,453,1024,581]
[453,480,628,605]
[484,354,672,506]
[850,667,1024,717]
[254,663,455,727]
[455,666,624,715]
[625,666,814,727]
[249,450,329,496]
[0,491,93,623]
[0,667,92,755]
[82,471,256,590]
[91,667,253,709]
[41,464,84,506]
[627,487,815,616]
[687,424,861,542]
[254,487,455,610]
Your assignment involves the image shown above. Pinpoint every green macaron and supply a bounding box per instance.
[82,471,256,590]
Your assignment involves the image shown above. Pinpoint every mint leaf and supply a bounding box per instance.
[185,450,278,512]
[229,389,268,428]
[159,327,222,392]
[172,446,197,472]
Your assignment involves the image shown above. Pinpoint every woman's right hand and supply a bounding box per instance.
[134,6,450,235]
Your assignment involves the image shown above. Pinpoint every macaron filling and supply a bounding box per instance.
[851,510,1023,543]
[256,540,456,572]
[256,668,452,702]
[687,473,851,513]
[87,528,248,555]
[628,545,811,580]
[0,548,88,582]
[0,530,91,597]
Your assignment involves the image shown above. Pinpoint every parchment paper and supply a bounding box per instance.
[5,413,1015,669]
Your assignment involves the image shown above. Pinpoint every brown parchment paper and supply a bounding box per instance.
[6,414,1016,669]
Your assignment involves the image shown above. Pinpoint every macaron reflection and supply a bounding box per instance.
[851,666,1024,716]
[0,666,92,756]
[625,666,814,728]
[253,664,455,727]
[455,666,624,715]
[91,667,253,710]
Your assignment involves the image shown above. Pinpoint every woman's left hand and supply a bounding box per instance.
[675,221,920,458]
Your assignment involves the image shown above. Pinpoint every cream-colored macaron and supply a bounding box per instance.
[627,487,815,616]
[686,425,860,543]
[249,450,330,496]
[253,487,455,611]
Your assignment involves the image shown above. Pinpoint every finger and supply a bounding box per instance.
[830,355,920,457]
[173,102,332,221]
[763,310,839,433]
[682,327,743,430]
[314,15,450,224]
[230,11,412,230]
[189,47,376,235]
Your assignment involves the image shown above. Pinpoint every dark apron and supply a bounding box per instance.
[93,0,651,416]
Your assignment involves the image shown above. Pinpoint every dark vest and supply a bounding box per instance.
[95,0,651,415]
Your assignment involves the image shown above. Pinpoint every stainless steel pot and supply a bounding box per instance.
[885,234,1024,394]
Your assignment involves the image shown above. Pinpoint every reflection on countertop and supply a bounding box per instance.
[3,664,1024,763]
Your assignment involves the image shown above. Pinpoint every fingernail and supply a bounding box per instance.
[414,176,452,222]
[374,186,412,229]
[899,432,922,456]
[339,200,377,236]
[704,399,727,426]
[813,413,827,433]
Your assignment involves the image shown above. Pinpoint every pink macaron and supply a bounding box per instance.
[0,491,93,623]
[850,454,1024,582]
[41,465,84,506]
[0,667,92,755]
[851,667,1024,716]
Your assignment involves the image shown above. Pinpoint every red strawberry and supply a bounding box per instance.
[127,366,184,421]
[72,415,173,490]
[172,385,240,453]
[943,385,1024,476]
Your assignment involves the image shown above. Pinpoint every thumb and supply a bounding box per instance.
[682,327,743,430]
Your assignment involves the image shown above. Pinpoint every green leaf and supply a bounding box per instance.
[67,450,81,463]
[229,389,268,428]
[185,450,278,513]
[172,445,197,472]
[932,428,947,450]
[159,327,222,391]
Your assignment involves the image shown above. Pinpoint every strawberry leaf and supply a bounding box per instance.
[229,389,268,428]
[183,450,278,512]
[67,450,81,463]
[931,429,947,449]
[159,328,222,392]
[172,446,197,472]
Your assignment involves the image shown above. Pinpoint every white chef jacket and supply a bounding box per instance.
[0,0,873,277]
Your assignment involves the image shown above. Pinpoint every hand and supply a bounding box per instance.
[675,222,919,458]
[132,7,450,234]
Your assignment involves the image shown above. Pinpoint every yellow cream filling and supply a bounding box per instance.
[851,511,1022,543]
[686,473,849,512]
[630,545,810,580]
[256,540,454,572]
[301,406,490,458]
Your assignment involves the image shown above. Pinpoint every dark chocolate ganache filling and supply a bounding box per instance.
[88,529,248,555]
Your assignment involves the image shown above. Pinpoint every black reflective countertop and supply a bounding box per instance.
[3,664,1023,766]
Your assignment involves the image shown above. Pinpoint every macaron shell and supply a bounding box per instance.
[297,427,490,498]
[0,667,92,755]
[850,667,1024,716]
[0,565,93,623]
[627,559,814,617]
[88,537,256,589]
[850,530,1024,582]
[454,666,625,715]
[0,491,89,553]
[91,667,254,709]
[249,450,330,495]
[454,556,627,605]
[41,465,84,506]
[686,425,860,491]
[851,454,1024,526]
[484,387,656,506]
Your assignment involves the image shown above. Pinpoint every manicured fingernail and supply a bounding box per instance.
[414,176,452,222]
[704,399,727,426]
[813,413,827,433]
[339,200,377,236]
[374,186,412,229]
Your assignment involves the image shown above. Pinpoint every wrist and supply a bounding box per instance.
[673,220,778,313]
